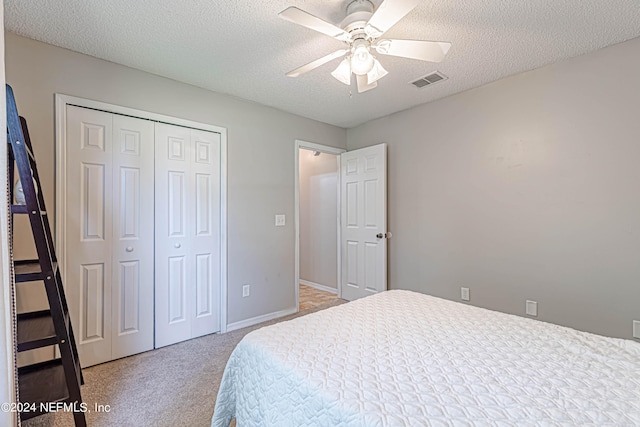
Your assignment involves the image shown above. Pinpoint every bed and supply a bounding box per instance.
[211,290,640,426]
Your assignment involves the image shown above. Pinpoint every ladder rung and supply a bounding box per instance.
[14,260,58,283]
[11,204,47,215]
[18,359,70,420]
[11,205,27,214]
[17,310,70,352]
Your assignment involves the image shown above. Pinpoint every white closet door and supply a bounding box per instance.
[110,115,155,360]
[66,106,113,367]
[155,123,221,347]
[155,123,192,347]
[65,106,154,366]
[190,129,221,338]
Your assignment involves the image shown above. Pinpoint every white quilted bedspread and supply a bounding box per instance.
[211,290,640,426]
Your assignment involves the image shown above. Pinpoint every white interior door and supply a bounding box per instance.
[155,123,221,347]
[66,106,113,367]
[340,143,387,301]
[190,129,221,338]
[110,115,155,360]
[65,106,154,366]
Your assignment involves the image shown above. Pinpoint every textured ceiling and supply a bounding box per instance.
[5,0,640,128]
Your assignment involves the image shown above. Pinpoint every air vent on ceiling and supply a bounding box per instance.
[411,71,448,88]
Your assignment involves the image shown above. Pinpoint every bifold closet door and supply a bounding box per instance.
[110,115,155,360]
[65,106,154,367]
[155,123,221,348]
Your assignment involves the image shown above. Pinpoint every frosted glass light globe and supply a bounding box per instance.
[350,44,374,75]
[331,58,352,85]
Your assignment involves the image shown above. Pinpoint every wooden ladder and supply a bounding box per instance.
[6,84,86,426]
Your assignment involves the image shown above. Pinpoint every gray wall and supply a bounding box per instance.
[347,36,640,340]
[299,149,338,290]
[5,33,347,325]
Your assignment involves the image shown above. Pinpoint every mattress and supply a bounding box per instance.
[211,290,640,426]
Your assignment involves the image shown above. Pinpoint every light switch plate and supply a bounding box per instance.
[526,300,538,317]
[275,214,286,226]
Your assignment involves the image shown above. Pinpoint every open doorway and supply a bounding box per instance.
[295,141,345,312]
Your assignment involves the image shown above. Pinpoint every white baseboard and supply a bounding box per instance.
[226,307,298,332]
[299,279,338,295]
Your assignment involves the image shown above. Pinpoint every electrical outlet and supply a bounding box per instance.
[526,300,538,317]
[461,287,470,301]
[633,320,640,339]
[275,214,286,226]
[242,284,250,298]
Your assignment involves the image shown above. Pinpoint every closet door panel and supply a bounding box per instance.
[111,115,155,359]
[65,106,114,367]
[190,129,221,338]
[155,125,221,345]
[155,123,192,347]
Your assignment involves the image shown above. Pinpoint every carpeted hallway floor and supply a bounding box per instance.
[23,298,346,427]
[298,284,339,311]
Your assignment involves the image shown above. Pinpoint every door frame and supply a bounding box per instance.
[54,94,229,334]
[294,140,345,310]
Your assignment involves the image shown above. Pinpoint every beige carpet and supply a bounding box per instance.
[23,299,346,427]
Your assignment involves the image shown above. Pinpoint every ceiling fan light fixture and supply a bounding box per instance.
[280,0,452,94]
[367,59,388,84]
[331,58,352,85]
[350,43,375,75]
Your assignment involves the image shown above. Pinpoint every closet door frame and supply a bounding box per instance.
[54,94,229,335]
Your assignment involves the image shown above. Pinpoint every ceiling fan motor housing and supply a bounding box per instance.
[341,0,374,35]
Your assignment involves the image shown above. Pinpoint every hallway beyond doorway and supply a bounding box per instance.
[299,284,339,311]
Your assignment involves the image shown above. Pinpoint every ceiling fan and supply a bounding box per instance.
[279,0,451,93]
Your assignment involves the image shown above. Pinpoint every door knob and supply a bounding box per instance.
[376,233,392,239]
[125,246,134,252]
[174,243,181,248]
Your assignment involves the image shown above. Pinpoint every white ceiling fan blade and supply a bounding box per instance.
[365,0,421,38]
[374,39,451,62]
[286,49,349,77]
[279,7,351,42]
[356,74,378,93]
